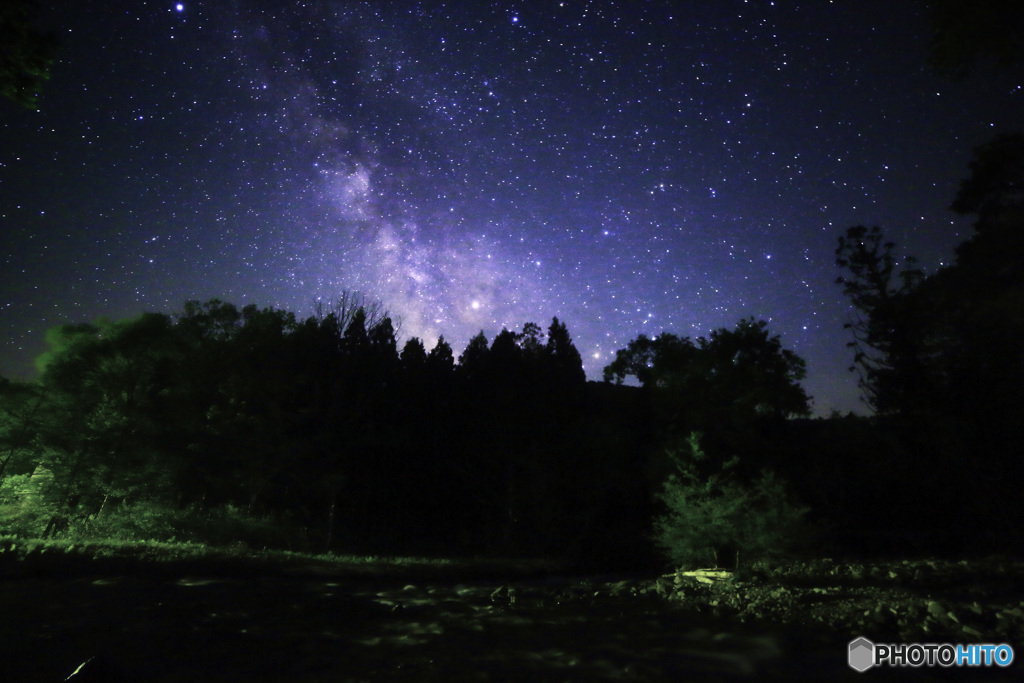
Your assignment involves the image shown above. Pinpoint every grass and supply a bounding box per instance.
[0,534,565,581]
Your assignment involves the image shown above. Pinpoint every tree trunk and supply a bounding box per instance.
[325,485,337,553]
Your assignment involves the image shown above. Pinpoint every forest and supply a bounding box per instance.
[1,131,1022,569]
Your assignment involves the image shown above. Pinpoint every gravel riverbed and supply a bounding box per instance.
[1,555,1021,681]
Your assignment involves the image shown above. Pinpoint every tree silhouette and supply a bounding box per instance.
[518,322,544,355]
[923,135,1024,458]
[835,226,926,415]
[605,320,809,434]
[400,337,427,370]
[458,331,490,382]
[342,308,369,354]
[490,328,522,367]
[834,138,1024,542]
[0,0,58,109]
[4,298,682,560]
[426,336,455,375]
[923,0,1024,77]
[30,313,186,535]
[545,317,586,386]
[604,333,694,388]
[950,133,1024,279]
[698,319,810,421]
[605,322,808,411]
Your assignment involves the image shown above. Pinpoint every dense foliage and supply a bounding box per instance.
[0,291,827,565]
[603,318,810,431]
[653,433,809,570]
[0,298,652,562]
[834,134,1024,548]
[0,0,58,109]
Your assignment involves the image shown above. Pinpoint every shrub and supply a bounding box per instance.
[69,499,183,543]
[0,473,55,537]
[40,499,305,552]
[653,432,810,569]
[182,504,305,551]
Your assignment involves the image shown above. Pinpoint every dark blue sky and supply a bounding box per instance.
[1,0,1020,414]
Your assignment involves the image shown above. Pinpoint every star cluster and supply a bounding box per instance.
[1,0,1019,414]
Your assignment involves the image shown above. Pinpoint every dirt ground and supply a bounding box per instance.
[1,557,1021,681]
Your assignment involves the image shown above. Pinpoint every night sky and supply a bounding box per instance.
[1,0,1020,415]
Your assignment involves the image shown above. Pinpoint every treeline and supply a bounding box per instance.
[0,295,660,562]
[827,133,1024,554]
[1,133,1021,565]
[0,291,820,565]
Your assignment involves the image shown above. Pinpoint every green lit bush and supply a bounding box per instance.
[74,502,303,550]
[653,432,810,570]
[69,500,183,543]
[0,472,54,537]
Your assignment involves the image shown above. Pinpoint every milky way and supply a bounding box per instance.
[0,0,1019,414]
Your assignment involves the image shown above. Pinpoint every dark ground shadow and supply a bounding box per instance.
[1,565,1018,682]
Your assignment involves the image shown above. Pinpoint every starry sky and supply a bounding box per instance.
[1,0,1020,415]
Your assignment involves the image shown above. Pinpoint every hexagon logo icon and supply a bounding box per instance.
[849,637,875,672]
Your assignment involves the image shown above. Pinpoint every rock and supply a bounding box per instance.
[489,584,516,606]
[679,568,732,584]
